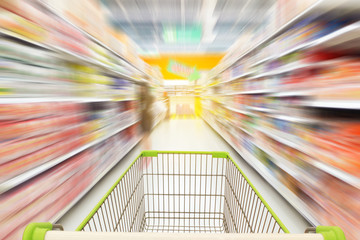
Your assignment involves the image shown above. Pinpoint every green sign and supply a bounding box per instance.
[167,60,200,81]
[188,69,201,82]
[163,24,202,43]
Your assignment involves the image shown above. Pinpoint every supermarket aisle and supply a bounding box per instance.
[58,119,310,233]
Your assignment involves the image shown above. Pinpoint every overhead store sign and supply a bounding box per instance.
[163,24,202,43]
[167,60,200,81]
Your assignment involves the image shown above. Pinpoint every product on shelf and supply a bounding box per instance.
[0,127,140,240]
[0,123,84,165]
[0,113,85,141]
[203,7,360,240]
[0,1,165,240]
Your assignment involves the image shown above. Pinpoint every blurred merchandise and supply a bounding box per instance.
[0,98,151,239]
[0,0,166,239]
[0,0,359,239]
[202,2,360,240]
[0,129,141,240]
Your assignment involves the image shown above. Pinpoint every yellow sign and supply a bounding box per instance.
[141,54,224,80]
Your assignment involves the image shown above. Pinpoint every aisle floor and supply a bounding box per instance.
[58,119,310,233]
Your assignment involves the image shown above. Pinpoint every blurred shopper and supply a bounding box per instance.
[164,91,170,120]
[139,84,154,150]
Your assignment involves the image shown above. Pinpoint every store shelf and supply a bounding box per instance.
[1,29,145,85]
[250,55,275,67]
[240,89,275,94]
[203,3,360,238]
[209,59,354,94]
[250,43,308,70]
[202,116,320,226]
[1,29,99,74]
[239,126,252,136]
[202,106,217,116]
[0,76,72,86]
[211,6,360,83]
[267,82,360,98]
[213,0,324,74]
[1,26,145,83]
[252,141,327,197]
[202,96,224,105]
[208,71,256,88]
[246,106,277,113]
[217,81,360,100]
[227,71,256,82]
[249,59,343,79]
[221,117,253,136]
[52,45,144,83]
[220,92,239,96]
[0,119,140,194]
[219,88,274,96]
[222,105,257,116]
[311,161,360,188]
[37,0,150,79]
[255,126,360,189]
[236,147,320,226]
[269,89,317,97]
[0,28,51,50]
[215,115,315,185]
[49,134,143,222]
[270,41,314,62]
[250,21,360,67]
[299,100,360,109]
[311,20,360,49]
[256,126,311,152]
[0,97,136,104]
[252,140,305,180]
[266,114,319,124]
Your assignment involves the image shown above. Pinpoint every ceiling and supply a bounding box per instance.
[100,0,276,54]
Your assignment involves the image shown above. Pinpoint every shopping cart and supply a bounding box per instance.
[23,151,346,240]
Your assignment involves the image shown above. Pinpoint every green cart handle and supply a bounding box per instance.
[306,226,346,240]
[23,223,346,240]
[23,223,63,240]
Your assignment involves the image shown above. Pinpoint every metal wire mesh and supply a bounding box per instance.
[80,152,285,234]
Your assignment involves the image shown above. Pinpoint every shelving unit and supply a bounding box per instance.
[202,1,360,240]
[255,125,360,189]
[207,0,325,78]
[208,0,358,77]
[201,115,320,226]
[1,33,145,85]
[299,100,360,109]
[0,1,165,239]
[0,97,138,104]
[0,119,140,194]
[36,0,150,79]
[224,105,258,117]
[49,134,143,223]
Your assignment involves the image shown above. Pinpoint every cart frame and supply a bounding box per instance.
[77,150,288,233]
[23,151,347,240]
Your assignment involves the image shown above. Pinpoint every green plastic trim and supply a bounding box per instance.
[23,222,52,240]
[227,154,290,233]
[211,151,228,158]
[141,150,228,158]
[316,226,346,240]
[141,150,158,157]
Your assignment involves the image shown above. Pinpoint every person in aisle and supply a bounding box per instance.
[139,84,154,151]
[163,91,170,120]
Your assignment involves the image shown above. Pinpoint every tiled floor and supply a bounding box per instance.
[170,114,198,119]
